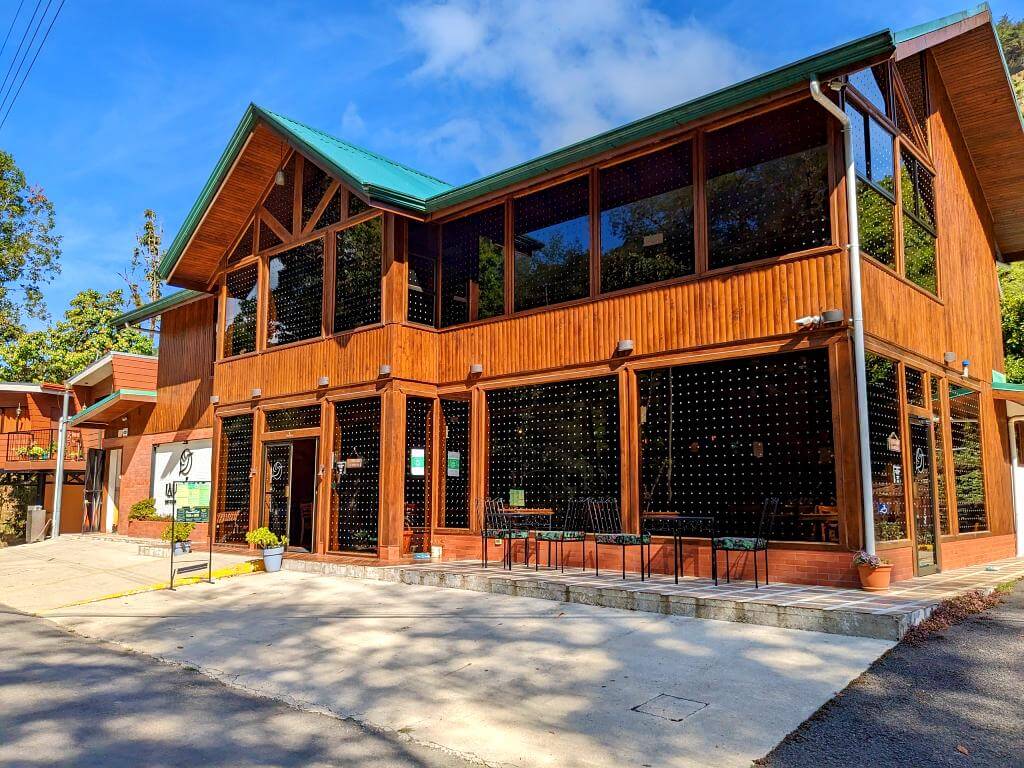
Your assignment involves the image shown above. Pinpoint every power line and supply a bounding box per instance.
[0,0,51,120]
[0,0,42,107]
[0,0,62,131]
[0,0,26,63]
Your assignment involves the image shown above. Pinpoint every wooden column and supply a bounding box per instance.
[381,214,407,327]
[378,385,406,560]
[469,386,487,534]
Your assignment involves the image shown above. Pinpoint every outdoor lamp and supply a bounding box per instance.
[378,364,392,377]
[469,363,484,375]
[210,395,219,405]
[944,351,958,364]
[616,339,634,354]
[821,309,844,324]
[275,169,286,186]
[251,387,262,399]
[317,376,329,387]
[962,359,970,379]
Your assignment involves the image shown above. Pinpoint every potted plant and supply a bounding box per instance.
[853,550,893,592]
[246,527,288,573]
[161,521,195,554]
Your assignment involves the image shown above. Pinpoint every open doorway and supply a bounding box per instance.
[262,438,317,552]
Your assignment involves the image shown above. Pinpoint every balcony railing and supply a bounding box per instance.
[5,429,86,463]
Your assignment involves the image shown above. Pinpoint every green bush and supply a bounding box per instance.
[245,526,288,550]
[129,498,159,520]
[161,521,195,543]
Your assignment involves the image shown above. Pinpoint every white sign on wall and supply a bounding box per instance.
[152,439,212,519]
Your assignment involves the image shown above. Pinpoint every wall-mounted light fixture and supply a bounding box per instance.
[210,395,220,405]
[962,359,971,379]
[615,339,634,354]
[794,314,822,329]
[378,364,392,378]
[275,169,286,186]
[317,376,329,388]
[944,351,958,365]
[469,363,484,376]
[820,309,844,325]
[251,387,262,399]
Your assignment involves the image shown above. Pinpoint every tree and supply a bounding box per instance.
[0,289,153,383]
[997,15,1024,106]
[120,209,164,332]
[0,150,61,344]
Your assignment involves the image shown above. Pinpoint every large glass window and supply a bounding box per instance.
[223,264,258,358]
[215,413,254,544]
[334,217,382,333]
[440,206,505,327]
[847,101,897,269]
[487,376,619,513]
[404,397,433,553]
[264,405,321,432]
[513,176,590,311]
[950,388,987,533]
[638,349,837,542]
[900,147,937,294]
[407,221,438,327]
[331,397,381,553]
[706,100,831,269]
[440,398,470,528]
[848,65,891,117]
[267,239,324,347]
[932,376,951,536]
[599,142,694,292]
[865,353,907,540]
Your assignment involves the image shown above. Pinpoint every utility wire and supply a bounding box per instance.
[0,0,26,64]
[0,0,61,130]
[0,0,42,107]
[0,0,52,121]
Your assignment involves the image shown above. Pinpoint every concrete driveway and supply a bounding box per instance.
[0,536,253,611]
[41,568,894,768]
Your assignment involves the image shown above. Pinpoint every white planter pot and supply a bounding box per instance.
[262,545,285,573]
[172,541,192,555]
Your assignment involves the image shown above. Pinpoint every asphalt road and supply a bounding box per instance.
[0,607,475,768]
[760,581,1024,767]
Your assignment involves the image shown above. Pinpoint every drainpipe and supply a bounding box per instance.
[51,387,71,539]
[809,76,876,555]
[1009,416,1024,556]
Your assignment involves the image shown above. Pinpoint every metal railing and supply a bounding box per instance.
[5,429,85,462]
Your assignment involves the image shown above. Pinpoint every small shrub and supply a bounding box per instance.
[161,521,195,543]
[852,550,890,569]
[129,498,158,520]
[245,526,288,550]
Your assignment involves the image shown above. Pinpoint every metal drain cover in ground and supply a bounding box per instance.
[632,693,708,722]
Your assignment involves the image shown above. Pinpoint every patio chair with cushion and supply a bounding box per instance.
[480,497,529,569]
[712,497,780,588]
[586,497,651,581]
[534,498,587,572]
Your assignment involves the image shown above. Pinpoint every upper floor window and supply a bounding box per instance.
[848,101,897,269]
[514,175,590,311]
[223,264,258,357]
[440,205,505,327]
[267,239,324,347]
[335,217,382,333]
[599,141,695,293]
[407,221,438,326]
[706,100,831,269]
[900,148,937,294]
[848,65,891,117]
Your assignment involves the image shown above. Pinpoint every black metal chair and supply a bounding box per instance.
[534,499,587,572]
[711,497,780,588]
[586,497,651,580]
[479,498,528,569]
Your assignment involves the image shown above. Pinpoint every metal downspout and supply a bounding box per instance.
[809,75,876,555]
[51,387,71,538]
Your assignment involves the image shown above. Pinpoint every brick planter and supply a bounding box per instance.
[121,518,210,542]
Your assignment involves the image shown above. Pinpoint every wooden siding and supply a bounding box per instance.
[110,355,158,391]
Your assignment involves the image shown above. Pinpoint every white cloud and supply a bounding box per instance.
[399,0,753,152]
[341,101,366,137]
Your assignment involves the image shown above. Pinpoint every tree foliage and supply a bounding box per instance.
[997,15,1024,106]
[0,289,153,383]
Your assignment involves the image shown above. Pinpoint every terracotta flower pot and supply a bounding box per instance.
[857,563,893,592]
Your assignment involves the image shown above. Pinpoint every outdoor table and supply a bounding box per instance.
[643,513,715,584]
[504,508,553,566]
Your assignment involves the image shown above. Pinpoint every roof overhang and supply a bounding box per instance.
[897,4,1024,257]
[68,388,157,427]
[66,351,158,387]
[112,289,208,329]
[0,382,67,395]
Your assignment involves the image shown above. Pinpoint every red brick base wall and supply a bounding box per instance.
[940,533,1016,570]
[122,518,210,542]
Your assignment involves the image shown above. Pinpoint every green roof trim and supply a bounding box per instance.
[69,388,157,426]
[159,6,995,283]
[112,289,207,328]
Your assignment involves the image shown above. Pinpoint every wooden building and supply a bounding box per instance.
[106,6,1024,586]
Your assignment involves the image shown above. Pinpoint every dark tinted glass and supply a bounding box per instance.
[331,397,381,553]
[514,176,590,310]
[903,214,937,294]
[224,264,258,357]
[600,142,694,292]
[267,239,324,347]
[264,155,296,231]
[706,101,830,268]
[865,353,907,540]
[302,161,333,229]
[905,367,925,407]
[407,221,438,327]
[228,221,253,265]
[440,205,505,326]
[857,181,896,268]
[949,388,987,533]
[216,413,254,544]
[264,405,321,432]
[404,397,433,553]
[334,218,382,332]
[848,65,890,116]
[441,398,470,528]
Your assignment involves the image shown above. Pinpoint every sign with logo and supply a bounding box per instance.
[174,481,210,522]
[152,439,211,520]
[410,448,425,476]
[509,488,525,507]
[914,446,927,474]
[446,451,460,477]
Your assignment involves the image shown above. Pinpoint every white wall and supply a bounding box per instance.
[152,439,212,519]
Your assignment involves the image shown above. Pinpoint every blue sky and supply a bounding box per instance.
[4,0,1023,326]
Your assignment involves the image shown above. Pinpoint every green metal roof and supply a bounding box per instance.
[112,289,207,328]
[159,5,993,283]
[68,388,157,427]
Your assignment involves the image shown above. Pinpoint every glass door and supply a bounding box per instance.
[908,415,938,575]
[263,442,293,544]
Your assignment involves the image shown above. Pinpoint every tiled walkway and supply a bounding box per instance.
[281,554,1024,640]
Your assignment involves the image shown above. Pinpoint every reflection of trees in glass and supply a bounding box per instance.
[903,215,937,293]
[267,239,323,346]
[865,352,906,540]
[224,265,258,357]
[899,149,937,294]
[335,217,382,332]
[857,182,896,267]
[949,389,987,532]
[440,205,504,327]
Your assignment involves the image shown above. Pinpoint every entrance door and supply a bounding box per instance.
[262,439,317,552]
[104,448,121,533]
[909,416,938,575]
[82,448,105,533]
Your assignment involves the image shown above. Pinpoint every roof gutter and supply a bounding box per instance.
[809,75,876,556]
